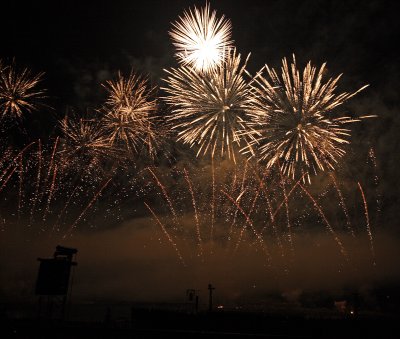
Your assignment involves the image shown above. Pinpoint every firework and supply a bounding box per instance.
[163,49,254,162]
[358,181,376,266]
[246,55,368,183]
[169,3,233,72]
[101,71,159,157]
[60,114,115,166]
[0,60,45,121]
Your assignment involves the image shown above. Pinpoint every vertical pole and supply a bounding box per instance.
[208,284,215,312]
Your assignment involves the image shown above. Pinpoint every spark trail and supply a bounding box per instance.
[147,167,180,231]
[299,183,348,259]
[277,163,294,253]
[221,189,271,264]
[63,177,112,238]
[145,202,186,266]
[183,168,203,258]
[358,182,376,266]
[330,173,355,237]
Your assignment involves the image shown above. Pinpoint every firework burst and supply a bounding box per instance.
[163,49,254,162]
[0,60,45,121]
[60,114,115,166]
[246,55,368,183]
[169,3,233,72]
[101,71,160,157]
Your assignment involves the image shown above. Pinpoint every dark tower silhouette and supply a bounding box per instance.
[36,245,77,320]
[208,283,215,312]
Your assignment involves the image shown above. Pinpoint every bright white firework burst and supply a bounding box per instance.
[169,3,233,72]
[163,49,254,162]
[246,55,369,183]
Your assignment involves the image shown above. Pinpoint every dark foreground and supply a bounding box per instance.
[2,309,399,339]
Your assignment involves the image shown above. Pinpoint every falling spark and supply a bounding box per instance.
[43,165,58,222]
[247,167,287,257]
[368,147,381,219]
[330,173,355,237]
[63,177,113,238]
[183,168,203,257]
[246,54,368,182]
[221,189,271,264]
[29,140,42,226]
[60,115,115,164]
[210,157,216,249]
[53,185,80,232]
[299,183,348,259]
[147,167,180,230]
[228,160,249,240]
[0,165,17,194]
[169,3,233,72]
[358,182,376,266]
[18,157,24,219]
[145,202,186,266]
[277,163,294,253]
[163,49,254,162]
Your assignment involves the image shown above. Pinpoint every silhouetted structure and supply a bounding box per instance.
[208,284,215,312]
[36,245,77,320]
[186,289,199,313]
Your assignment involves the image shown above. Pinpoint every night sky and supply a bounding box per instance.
[1,0,400,308]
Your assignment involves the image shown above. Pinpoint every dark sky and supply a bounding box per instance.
[1,0,400,304]
[2,0,399,100]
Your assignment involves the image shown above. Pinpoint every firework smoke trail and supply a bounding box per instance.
[44,137,59,189]
[53,185,79,232]
[0,165,17,194]
[248,166,285,256]
[37,137,60,216]
[230,163,238,192]
[42,165,58,222]
[1,143,35,218]
[358,182,376,266]
[299,183,348,259]
[251,173,306,253]
[210,157,216,251]
[144,202,186,266]
[277,163,294,254]
[271,174,306,221]
[169,3,233,72]
[18,157,23,219]
[63,177,113,238]
[228,160,249,241]
[221,190,271,264]
[0,142,35,182]
[246,54,368,183]
[242,165,269,226]
[368,147,381,221]
[183,168,203,258]
[330,173,355,237]
[263,182,284,257]
[147,167,180,231]
[0,61,46,121]
[29,140,42,227]
[163,49,254,162]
